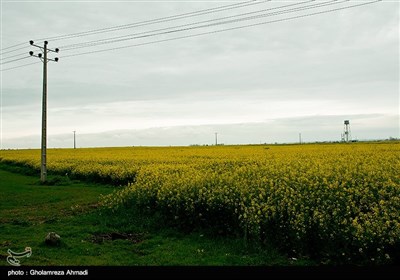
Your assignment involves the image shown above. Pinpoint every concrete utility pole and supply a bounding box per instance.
[29,41,59,183]
[215,132,218,146]
[299,133,302,144]
[73,131,76,149]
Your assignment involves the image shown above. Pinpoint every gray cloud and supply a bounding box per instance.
[3,113,398,149]
[1,1,398,148]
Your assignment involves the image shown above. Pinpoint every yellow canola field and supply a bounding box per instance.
[1,142,399,263]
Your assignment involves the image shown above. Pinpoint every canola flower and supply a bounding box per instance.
[1,142,399,264]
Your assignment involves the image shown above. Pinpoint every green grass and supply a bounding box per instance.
[0,168,313,266]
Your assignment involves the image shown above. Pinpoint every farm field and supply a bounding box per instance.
[1,142,399,264]
[0,169,296,266]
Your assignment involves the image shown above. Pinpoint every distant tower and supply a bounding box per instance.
[343,120,351,142]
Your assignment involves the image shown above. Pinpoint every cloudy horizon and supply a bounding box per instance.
[1,0,399,149]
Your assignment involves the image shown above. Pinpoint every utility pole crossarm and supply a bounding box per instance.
[29,40,59,183]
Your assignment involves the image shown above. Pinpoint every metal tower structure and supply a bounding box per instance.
[343,120,351,142]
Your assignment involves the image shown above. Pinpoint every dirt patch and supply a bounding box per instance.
[0,241,12,247]
[89,232,145,244]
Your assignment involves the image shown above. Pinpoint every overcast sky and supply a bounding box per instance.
[1,0,398,148]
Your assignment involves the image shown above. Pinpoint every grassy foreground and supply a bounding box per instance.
[0,168,305,266]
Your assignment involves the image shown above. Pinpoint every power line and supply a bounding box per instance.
[0,42,26,52]
[60,0,315,50]
[0,56,31,66]
[63,0,342,51]
[0,0,381,69]
[61,0,380,59]
[0,52,29,62]
[1,1,265,53]
[35,0,269,42]
[0,0,384,55]
[0,45,29,56]
[0,61,40,72]
[0,1,269,54]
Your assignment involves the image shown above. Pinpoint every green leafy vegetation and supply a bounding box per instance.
[0,169,301,266]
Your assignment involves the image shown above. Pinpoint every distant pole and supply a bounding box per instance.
[29,40,59,182]
[299,133,302,144]
[215,132,218,146]
[73,131,76,149]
